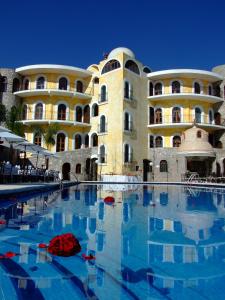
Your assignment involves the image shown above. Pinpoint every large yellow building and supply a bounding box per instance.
[12,47,225,182]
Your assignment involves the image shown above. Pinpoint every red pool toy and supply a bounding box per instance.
[47,233,81,257]
[38,243,48,249]
[82,253,96,260]
[0,220,6,225]
[0,251,19,259]
[104,196,115,204]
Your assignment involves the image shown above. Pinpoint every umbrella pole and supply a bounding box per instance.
[36,151,39,169]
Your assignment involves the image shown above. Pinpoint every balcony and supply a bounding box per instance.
[14,86,92,100]
[148,92,223,103]
[19,109,91,126]
[148,114,225,130]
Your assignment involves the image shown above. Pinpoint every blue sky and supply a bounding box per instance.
[1,0,225,71]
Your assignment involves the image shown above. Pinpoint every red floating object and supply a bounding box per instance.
[47,233,81,257]
[82,253,96,260]
[0,220,6,225]
[4,251,18,258]
[104,196,115,204]
[38,243,48,249]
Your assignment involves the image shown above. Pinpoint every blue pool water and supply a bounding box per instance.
[0,184,225,299]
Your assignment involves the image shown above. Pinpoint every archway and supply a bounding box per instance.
[143,159,150,182]
[62,162,70,180]
[90,158,98,181]
[216,162,221,177]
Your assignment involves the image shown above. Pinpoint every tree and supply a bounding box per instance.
[0,103,6,124]
[44,123,60,150]
[5,105,24,137]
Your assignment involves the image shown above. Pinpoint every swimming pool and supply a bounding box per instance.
[0,184,225,299]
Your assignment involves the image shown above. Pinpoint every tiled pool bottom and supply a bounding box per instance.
[0,185,225,299]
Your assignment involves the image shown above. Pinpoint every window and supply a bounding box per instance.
[22,105,27,120]
[209,110,213,124]
[99,145,106,163]
[124,144,129,163]
[0,76,7,92]
[149,135,154,148]
[215,112,221,125]
[83,105,90,123]
[172,107,181,123]
[24,79,29,90]
[194,82,201,94]
[124,81,130,99]
[35,103,43,119]
[76,164,81,174]
[57,104,67,120]
[172,81,181,93]
[36,77,45,89]
[149,107,154,124]
[160,160,168,172]
[59,77,68,90]
[92,103,98,117]
[12,78,20,92]
[208,85,212,95]
[125,60,140,75]
[197,130,202,138]
[56,133,66,152]
[102,59,121,74]
[155,108,162,124]
[76,81,83,93]
[195,107,202,123]
[93,77,99,84]
[75,134,82,149]
[143,67,151,73]
[100,115,106,133]
[84,134,89,148]
[155,82,162,95]
[149,82,154,96]
[91,133,98,147]
[34,132,42,146]
[124,112,132,131]
[173,136,181,147]
[100,85,107,102]
[76,106,82,122]
[155,136,163,147]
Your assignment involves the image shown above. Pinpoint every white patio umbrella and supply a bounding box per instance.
[0,131,25,143]
[0,126,11,133]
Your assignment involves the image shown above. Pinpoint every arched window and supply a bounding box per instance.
[195,107,202,123]
[125,60,140,75]
[75,134,82,149]
[197,130,202,138]
[124,112,131,131]
[100,115,106,133]
[100,85,107,102]
[0,76,7,92]
[124,81,130,99]
[84,134,89,148]
[91,133,98,147]
[124,144,132,163]
[149,82,154,96]
[155,108,162,124]
[99,145,106,163]
[93,77,99,84]
[173,136,181,147]
[22,105,27,120]
[36,76,45,89]
[172,107,181,123]
[35,103,43,119]
[83,105,90,123]
[75,106,82,122]
[209,110,213,124]
[143,67,151,73]
[92,103,98,117]
[56,133,66,152]
[160,160,168,172]
[102,59,121,74]
[149,107,154,124]
[59,77,68,90]
[194,82,201,94]
[155,136,163,147]
[172,81,181,93]
[149,135,154,148]
[57,104,67,120]
[76,164,81,174]
[24,79,29,90]
[76,81,83,93]
[12,78,20,92]
[155,82,162,95]
[208,85,212,95]
[215,112,221,125]
[34,132,42,146]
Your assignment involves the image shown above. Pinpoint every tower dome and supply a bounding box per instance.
[108,47,135,59]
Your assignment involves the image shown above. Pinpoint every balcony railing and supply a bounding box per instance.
[19,109,91,124]
[148,90,222,99]
[14,85,93,97]
[148,114,225,127]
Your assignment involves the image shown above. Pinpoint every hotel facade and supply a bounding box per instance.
[1,47,225,182]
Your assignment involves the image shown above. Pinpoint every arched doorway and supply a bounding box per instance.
[216,162,221,177]
[143,159,150,182]
[62,163,70,180]
[90,158,98,181]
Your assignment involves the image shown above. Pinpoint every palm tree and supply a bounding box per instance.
[44,123,60,150]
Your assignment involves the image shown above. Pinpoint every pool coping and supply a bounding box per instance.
[0,181,79,197]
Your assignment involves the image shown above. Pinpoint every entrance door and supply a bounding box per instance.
[62,163,70,180]
[143,159,150,182]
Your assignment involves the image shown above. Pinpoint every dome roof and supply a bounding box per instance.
[178,126,215,157]
[108,47,135,59]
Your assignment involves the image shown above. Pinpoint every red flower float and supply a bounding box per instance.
[104,196,115,205]
[47,233,81,257]
[0,251,19,259]
[82,253,96,261]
